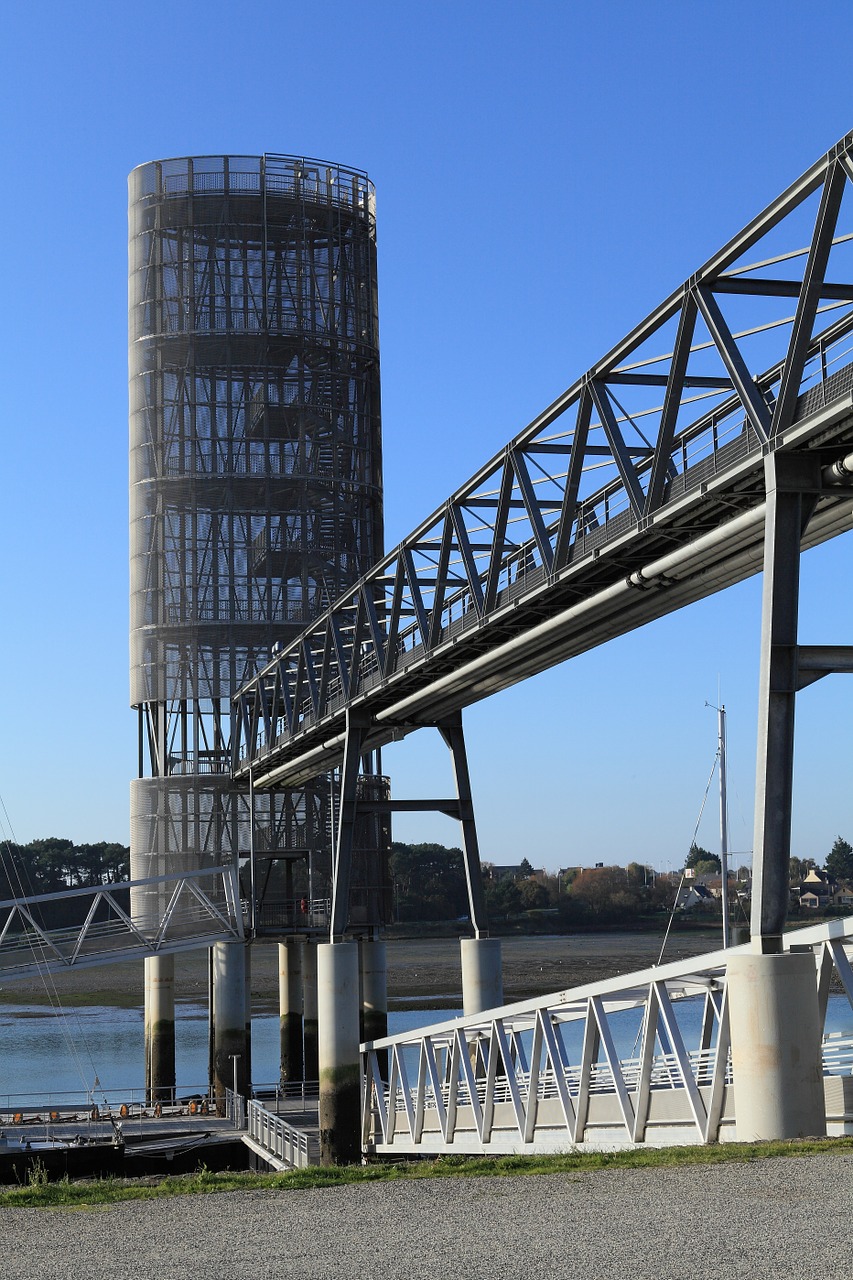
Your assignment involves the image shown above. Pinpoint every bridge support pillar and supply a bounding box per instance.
[279,940,304,1083]
[728,951,825,1140]
[461,937,503,1016]
[360,937,388,1078]
[212,941,248,1114]
[144,953,175,1102]
[303,939,319,1079]
[318,940,361,1165]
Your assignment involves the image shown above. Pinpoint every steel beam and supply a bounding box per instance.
[750,455,818,946]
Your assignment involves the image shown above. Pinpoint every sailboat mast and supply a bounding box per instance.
[718,704,731,947]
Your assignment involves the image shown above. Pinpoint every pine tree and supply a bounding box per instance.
[826,836,853,883]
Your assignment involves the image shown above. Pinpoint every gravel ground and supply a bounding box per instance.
[3,1155,853,1280]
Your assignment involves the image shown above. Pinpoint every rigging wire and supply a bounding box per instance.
[0,790,105,1098]
[655,748,720,969]
[628,748,724,1061]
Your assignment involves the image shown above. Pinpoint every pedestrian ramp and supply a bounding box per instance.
[0,866,243,980]
[362,917,853,1155]
[236,1084,321,1170]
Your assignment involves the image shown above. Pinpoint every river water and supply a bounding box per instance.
[2,995,853,1110]
[0,1003,457,1107]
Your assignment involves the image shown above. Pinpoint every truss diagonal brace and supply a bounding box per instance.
[694,286,771,441]
[771,161,848,436]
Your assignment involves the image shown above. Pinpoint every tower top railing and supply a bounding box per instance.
[129,154,375,218]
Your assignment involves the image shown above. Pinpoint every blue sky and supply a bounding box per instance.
[1,0,852,871]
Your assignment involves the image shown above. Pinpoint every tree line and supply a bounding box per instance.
[0,837,130,900]
[390,835,853,930]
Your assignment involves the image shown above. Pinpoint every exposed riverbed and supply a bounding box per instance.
[0,930,724,1012]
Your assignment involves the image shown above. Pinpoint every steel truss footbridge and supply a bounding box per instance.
[234,133,853,940]
[227,133,853,1156]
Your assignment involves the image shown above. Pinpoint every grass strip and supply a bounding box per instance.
[4,1136,853,1209]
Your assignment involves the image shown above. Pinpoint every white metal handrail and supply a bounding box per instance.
[246,1099,313,1168]
[363,915,853,1155]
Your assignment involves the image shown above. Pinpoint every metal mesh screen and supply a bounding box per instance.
[128,154,382,889]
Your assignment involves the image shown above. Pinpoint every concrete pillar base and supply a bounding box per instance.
[144,954,176,1102]
[318,941,361,1165]
[279,940,304,1082]
[359,939,388,1043]
[728,950,825,1141]
[212,941,248,1114]
[360,938,388,1079]
[461,937,503,1016]
[302,940,319,1080]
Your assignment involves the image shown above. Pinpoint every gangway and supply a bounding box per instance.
[0,865,243,982]
[361,916,853,1155]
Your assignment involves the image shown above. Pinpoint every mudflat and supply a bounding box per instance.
[0,929,721,1011]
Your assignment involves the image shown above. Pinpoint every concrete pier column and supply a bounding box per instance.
[279,940,304,1082]
[212,941,248,1114]
[144,954,176,1102]
[728,951,825,1140]
[359,938,388,1043]
[302,939,319,1080]
[360,938,388,1080]
[244,943,252,1088]
[461,937,503,1016]
[318,940,361,1165]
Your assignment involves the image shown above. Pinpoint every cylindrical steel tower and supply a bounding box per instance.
[128,154,383,1093]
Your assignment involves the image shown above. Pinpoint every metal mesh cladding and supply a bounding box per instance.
[129,154,382,707]
[129,155,382,888]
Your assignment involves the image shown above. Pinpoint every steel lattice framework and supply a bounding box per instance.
[234,132,853,790]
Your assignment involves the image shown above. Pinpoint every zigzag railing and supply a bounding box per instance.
[0,866,244,980]
[362,916,853,1154]
[235,131,853,784]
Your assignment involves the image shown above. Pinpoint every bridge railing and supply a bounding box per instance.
[361,916,853,1155]
[245,1098,315,1168]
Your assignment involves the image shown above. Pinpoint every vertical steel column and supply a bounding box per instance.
[730,452,826,1140]
[438,713,489,936]
[330,711,368,940]
[750,454,819,947]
